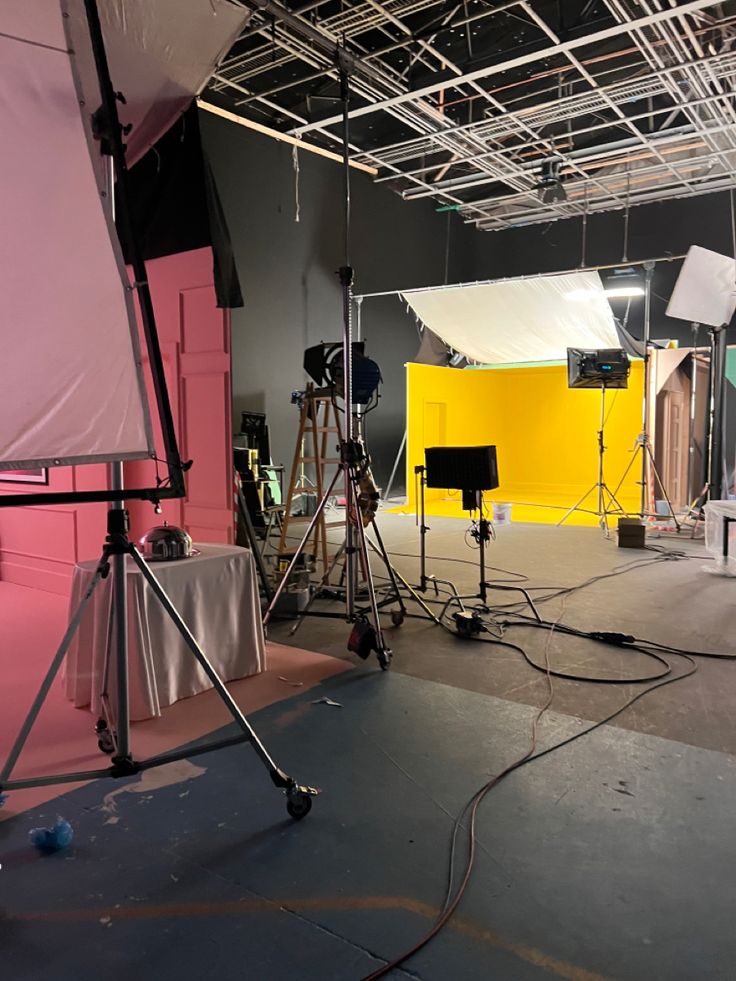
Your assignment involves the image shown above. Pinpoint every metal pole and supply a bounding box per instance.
[104,155,130,761]
[710,324,728,499]
[339,61,356,620]
[640,260,655,517]
[598,385,607,519]
[687,323,700,501]
[384,429,407,501]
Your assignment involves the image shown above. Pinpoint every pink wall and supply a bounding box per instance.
[0,465,109,595]
[0,247,233,595]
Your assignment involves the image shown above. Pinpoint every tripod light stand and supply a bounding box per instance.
[558,348,630,536]
[609,261,680,529]
[262,57,406,669]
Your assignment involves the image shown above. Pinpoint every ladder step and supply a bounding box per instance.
[302,457,340,464]
[288,516,343,527]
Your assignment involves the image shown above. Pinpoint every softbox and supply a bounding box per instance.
[0,1,249,476]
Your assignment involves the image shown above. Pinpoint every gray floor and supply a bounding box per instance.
[270,512,736,755]
[4,515,736,980]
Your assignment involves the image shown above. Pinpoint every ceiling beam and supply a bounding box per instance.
[197,100,378,174]
[290,0,725,136]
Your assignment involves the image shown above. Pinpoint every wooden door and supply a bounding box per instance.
[423,401,447,503]
[124,248,234,545]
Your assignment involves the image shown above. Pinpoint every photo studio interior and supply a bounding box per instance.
[4,2,736,979]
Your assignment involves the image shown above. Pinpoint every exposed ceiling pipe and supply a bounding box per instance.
[290,0,725,136]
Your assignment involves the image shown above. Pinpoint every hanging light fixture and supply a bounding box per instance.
[603,266,645,298]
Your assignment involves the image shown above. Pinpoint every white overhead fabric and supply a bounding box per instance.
[66,0,250,168]
[402,271,620,365]
[0,0,249,472]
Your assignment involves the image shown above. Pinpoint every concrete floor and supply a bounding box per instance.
[270,513,736,755]
[3,516,736,980]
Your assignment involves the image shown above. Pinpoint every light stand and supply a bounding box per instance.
[0,0,316,821]
[262,60,396,668]
[687,323,700,500]
[557,382,628,536]
[412,465,463,604]
[609,262,680,529]
[439,491,542,624]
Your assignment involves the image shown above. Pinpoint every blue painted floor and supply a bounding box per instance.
[3,667,736,980]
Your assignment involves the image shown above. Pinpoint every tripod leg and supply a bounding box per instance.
[368,534,440,624]
[347,474,391,667]
[557,485,597,527]
[367,520,407,615]
[0,558,109,785]
[610,444,640,504]
[288,541,346,637]
[238,483,274,602]
[647,446,681,531]
[129,549,300,790]
[263,466,342,626]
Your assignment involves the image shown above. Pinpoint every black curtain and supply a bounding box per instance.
[117,103,243,308]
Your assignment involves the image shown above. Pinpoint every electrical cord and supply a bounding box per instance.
[360,618,700,980]
[384,549,530,583]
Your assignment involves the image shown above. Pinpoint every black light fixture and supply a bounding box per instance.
[303,341,382,405]
[537,158,567,204]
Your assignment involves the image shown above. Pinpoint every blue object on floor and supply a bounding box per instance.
[29,817,74,853]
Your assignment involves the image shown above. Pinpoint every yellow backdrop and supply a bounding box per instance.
[400,361,645,525]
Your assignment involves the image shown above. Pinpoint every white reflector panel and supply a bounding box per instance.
[666,245,736,328]
[67,0,250,167]
[403,271,619,365]
[0,2,153,470]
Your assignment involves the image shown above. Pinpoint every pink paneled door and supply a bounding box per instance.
[125,248,235,546]
[0,247,234,594]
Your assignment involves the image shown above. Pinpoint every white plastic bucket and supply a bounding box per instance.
[492,502,512,525]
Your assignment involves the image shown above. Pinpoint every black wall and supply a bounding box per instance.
[470,191,736,350]
[202,106,734,491]
[200,111,476,491]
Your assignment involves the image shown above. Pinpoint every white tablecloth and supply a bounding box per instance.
[64,544,266,720]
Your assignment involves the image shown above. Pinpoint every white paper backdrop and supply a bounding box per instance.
[403,271,619,365]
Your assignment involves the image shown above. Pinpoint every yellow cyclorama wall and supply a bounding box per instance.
[402,361,645,526]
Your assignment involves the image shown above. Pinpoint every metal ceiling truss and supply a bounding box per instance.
[208,0,736,230]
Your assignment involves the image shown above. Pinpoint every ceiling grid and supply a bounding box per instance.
[206,0,736,229]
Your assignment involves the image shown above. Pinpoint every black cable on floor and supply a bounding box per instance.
[360,644,698,981]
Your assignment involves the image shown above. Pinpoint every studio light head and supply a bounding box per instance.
[303,341,382,404]
[603,267,645,298]
[567,348,630,389]
[537,158,567,204]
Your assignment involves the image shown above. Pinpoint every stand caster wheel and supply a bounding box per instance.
[391,611,405,627]
[97,732,115,755]
[95,719,115,755]
[377,649,392,671]
[286,793,312,821]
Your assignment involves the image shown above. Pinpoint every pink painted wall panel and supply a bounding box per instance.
[181,286,228,355]
[0,463,109,594]
[181,374,231,509]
